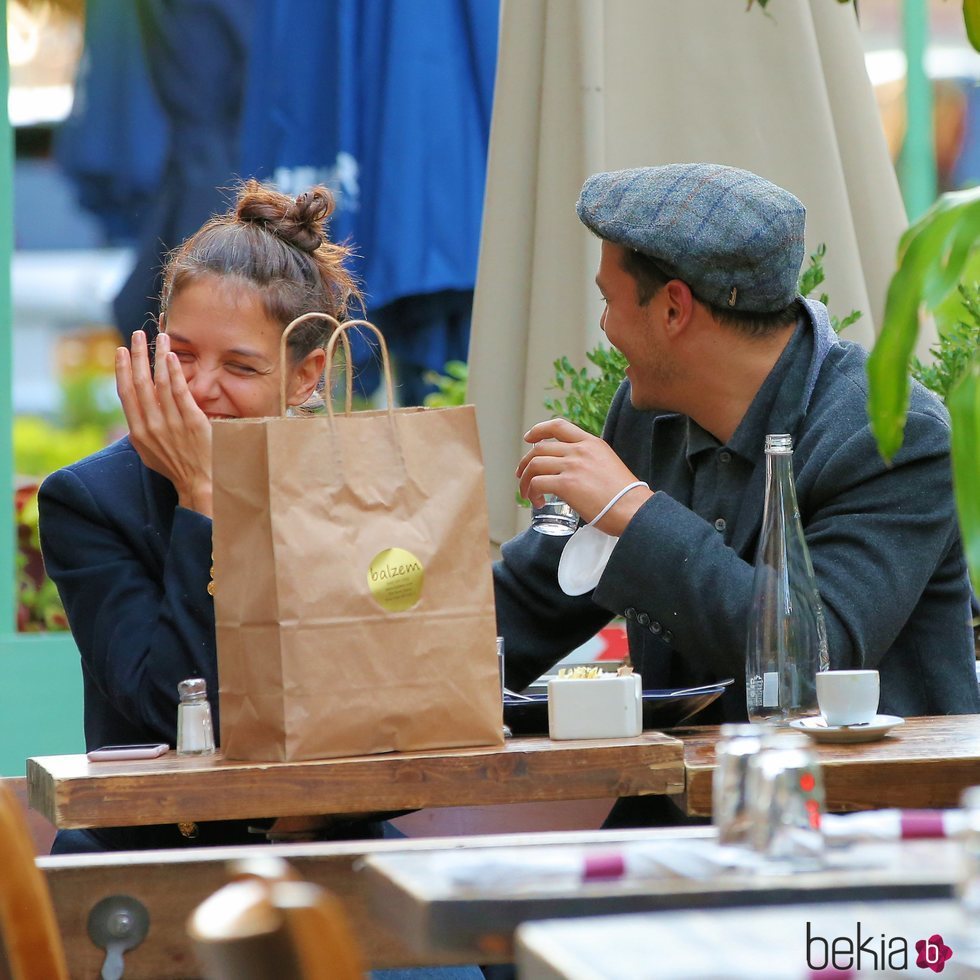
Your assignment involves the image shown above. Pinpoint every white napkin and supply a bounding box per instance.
[821,809,965,842]
[557,524,618,595]
[557,480,648,596]
[429,840,759,894]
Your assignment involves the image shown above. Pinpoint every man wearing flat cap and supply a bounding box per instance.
[495,163,979,748]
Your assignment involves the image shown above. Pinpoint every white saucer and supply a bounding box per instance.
[789,714,905,744]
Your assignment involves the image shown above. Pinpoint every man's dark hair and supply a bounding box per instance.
[619,246,674,305]
[619,246,801,338]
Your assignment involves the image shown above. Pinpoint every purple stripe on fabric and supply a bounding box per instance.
[901,811,947,839]
[583,853,626,880]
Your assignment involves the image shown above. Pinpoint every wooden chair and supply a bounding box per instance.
[187,855,366,979]
[0,780,69,979]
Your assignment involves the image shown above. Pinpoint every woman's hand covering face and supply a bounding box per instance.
[115,330,215,517]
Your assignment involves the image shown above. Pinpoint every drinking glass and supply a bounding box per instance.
[531,494,579,535]
[712,723,771,846]
[746,731,825,870]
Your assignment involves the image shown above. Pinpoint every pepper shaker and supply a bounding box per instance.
[177,678,216,756]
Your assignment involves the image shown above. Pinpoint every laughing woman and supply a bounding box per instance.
[38,180,359,853]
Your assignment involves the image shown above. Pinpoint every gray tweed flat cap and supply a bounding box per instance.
[576,163,806,313]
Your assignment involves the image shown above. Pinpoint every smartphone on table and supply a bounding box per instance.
[86,743,170,761]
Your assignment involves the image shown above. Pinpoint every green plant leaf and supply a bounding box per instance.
[922,213,980,310]
[949,356,980,593]
[868,186,980,462]
[966,0,980,52]
[911,284,980,405]
[443,360,468,381]
[797,243,827,299]
[13,417,109,477]
[797,242,861,334]
[422,359,468,407]
[545,344,629,437]
[832,310,863,334]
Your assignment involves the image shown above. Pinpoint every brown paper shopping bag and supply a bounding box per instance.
[212,316,503,761]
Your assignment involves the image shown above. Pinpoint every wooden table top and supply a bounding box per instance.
[27,732,684,830]
[680,713,980,816]
[362,834,963,962]
[29,714,980,829]
[515,898,969,979]
[36,827,725,975]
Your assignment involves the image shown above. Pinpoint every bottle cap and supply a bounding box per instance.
[178,677,207,701]
[765,433,793,453]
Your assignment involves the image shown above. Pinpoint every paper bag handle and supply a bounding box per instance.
[278,312,352,418]
[323,319,396,417]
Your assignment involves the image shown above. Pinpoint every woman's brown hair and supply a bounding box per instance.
[159,180,361,360]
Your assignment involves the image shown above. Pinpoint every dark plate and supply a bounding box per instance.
[503,682,731,736]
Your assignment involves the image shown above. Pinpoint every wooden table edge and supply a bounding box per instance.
[27,732,686,829]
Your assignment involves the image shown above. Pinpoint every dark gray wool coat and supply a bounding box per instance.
[495,299,980,722]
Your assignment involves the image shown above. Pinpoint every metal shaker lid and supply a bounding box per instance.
[177,677,208,701]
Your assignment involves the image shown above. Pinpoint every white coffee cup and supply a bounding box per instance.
[815,669,880,727]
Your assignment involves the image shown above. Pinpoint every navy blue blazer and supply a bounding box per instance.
[39,437,218,751]
[39,437,393,852]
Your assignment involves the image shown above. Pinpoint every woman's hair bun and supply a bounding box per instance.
[235,179,336,254]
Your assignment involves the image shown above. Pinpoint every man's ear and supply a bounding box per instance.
[286,348,327,406]
[662,279,695,337]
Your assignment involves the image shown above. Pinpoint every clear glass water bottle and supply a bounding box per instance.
[177,678,216,756]
[745,433,829,723]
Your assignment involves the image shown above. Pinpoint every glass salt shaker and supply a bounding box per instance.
[176,678,216,756]
[713,722,772,846]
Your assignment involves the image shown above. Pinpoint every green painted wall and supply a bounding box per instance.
[0,634,83,775]
[0,0,12,640]
[0,2,84,776]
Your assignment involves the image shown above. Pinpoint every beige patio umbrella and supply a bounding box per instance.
[469,0,912,547]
